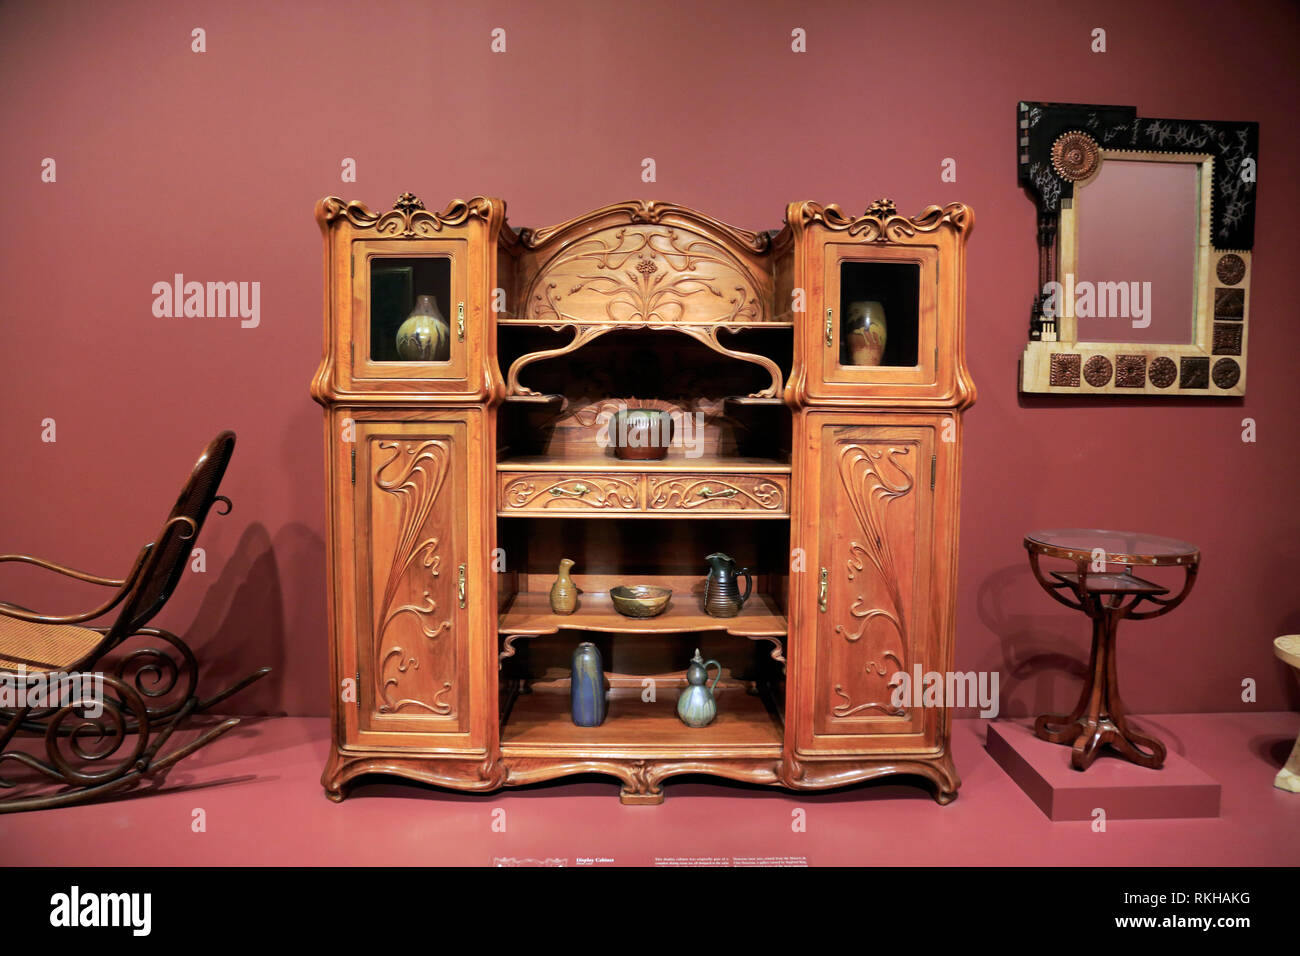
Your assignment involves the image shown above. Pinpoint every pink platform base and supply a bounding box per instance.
[987,719,1221,821]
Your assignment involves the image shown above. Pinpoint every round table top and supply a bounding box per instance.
[1024,528,1199,566]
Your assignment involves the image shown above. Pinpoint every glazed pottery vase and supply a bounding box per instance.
[844,300,887,366]
[571,642,605,727]
[612,408,674,460]
[395,294,451,361]
[703,552,752,618]
[676,648,721,728]
[549,558,578,614]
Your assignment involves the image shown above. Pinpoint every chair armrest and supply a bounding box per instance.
[0,547,150,625]
[0,553,126,587]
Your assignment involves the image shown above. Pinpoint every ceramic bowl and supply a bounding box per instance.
[612,408,674,461]
[609,585,672,618]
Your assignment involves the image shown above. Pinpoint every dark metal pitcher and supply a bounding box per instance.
[704,552,752,618]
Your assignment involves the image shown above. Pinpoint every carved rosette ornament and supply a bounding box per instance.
[1212,358,1241,389]
[1051,131,1101,182]
[1148,356,1177,388]
[1083,355,1113,387]
[1216,253,1246,285]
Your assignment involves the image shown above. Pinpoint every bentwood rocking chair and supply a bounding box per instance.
[0,430,270,812]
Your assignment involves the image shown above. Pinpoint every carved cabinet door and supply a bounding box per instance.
[794,416,951,755]
[344,419,484,751]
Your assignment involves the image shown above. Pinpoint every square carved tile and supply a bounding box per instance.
[1214,287,1245,319]
[1180,356,1210,389]
[1213,323,1243,355]
[1049,353,1081,387]
[1116,354,1146,387]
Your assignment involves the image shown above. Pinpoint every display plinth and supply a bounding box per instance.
[987,719,1220,820]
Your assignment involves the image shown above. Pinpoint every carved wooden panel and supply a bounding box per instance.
[645,474,788,515]
[520,224,768,326]
[359,426,469,736]
[814,426,933,739]
[498,472,641,514]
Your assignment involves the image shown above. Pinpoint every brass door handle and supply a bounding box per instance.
[458,564,466,608]
[825,309,834,348]
[696,486,738,499]
[548,483,590,498]
[457,302,465,341]
[818,567,828,612]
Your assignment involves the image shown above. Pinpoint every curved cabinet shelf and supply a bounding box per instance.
[497,591,787,669]
[503,323,786,401]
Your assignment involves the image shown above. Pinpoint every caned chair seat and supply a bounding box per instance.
[0,616,105,674]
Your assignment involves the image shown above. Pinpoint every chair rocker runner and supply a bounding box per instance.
[0,430,270,812]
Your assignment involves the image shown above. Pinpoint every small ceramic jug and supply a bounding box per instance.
[704,552,752,618]
[549,558,578,614]
[395,294,451,362]
[844,299,887,366]
[571,642,605,727]
[676,648,722,728]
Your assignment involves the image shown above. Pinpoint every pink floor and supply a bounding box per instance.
[2,713,1296,866]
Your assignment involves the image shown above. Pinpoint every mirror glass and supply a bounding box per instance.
[1074,158,1199,344]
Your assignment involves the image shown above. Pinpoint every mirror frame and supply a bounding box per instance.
[1017,101,1258,396]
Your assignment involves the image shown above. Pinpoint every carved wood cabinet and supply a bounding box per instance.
[312,194,975,804]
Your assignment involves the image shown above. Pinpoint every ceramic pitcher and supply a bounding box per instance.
[676,648,722,728]
[704,552,752,618]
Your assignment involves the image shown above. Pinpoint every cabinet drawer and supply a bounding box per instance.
[498,472,641,513]
[645,474,789,515]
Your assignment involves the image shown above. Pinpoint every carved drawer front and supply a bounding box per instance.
[498,472,641,514]
[645,474,789,515]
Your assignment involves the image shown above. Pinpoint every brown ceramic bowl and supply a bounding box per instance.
[609,585,672,618]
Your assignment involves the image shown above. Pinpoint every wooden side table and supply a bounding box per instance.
[1024,529,1199,771]
[1274,635,1300,793]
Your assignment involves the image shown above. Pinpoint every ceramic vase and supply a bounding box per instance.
[395,294,451,361]
[676,648,722,728]
[844,300,887,366]
[571,642,605,727]
[549,558,578,614]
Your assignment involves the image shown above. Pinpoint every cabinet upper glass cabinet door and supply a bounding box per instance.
[816,243,939,396]
[350,239,469,386]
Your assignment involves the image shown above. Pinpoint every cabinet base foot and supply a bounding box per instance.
[620,789,665,806]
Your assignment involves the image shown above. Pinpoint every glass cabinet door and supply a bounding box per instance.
[816,243,939,395]
[350,239,469,386]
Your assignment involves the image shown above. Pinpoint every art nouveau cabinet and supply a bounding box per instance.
[312,193,975,804]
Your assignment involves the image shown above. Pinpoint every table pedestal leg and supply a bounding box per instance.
[1033,605,1166,771]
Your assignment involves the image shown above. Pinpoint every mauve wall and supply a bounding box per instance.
[2,0,1297,717]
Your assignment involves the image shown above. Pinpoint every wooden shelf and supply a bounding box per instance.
[501,684,784,753]
[499,590,787,637]
[497,451,791,474]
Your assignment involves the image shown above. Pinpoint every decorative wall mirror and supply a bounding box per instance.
[1017,102,1258,396]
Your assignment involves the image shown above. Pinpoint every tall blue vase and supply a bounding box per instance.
[571,642,605,727]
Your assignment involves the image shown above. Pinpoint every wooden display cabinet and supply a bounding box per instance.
[312,193,975,804]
